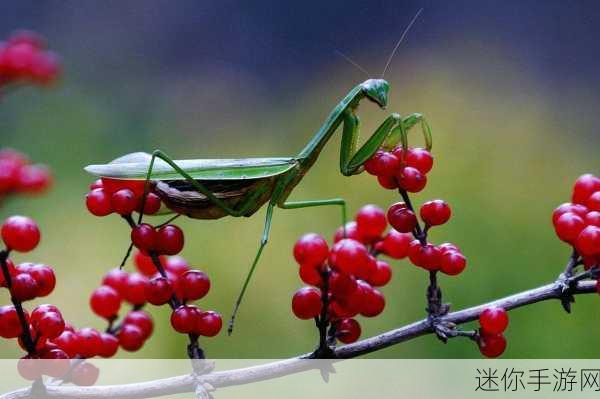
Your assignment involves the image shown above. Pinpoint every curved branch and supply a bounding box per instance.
[2,279,595,399]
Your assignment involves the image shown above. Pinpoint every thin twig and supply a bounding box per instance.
[2,277,595,399]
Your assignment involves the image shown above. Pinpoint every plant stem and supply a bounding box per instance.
[0,249,36,354]
[148,251,205,360]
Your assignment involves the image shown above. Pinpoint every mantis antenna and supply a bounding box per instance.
[381,8,424,78]
[334,50,370,77]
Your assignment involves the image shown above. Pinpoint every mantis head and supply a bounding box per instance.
[361,79,389,109]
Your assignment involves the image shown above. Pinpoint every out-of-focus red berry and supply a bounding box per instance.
[576,226,600,256]
[377,175,398,190]
[440,250,467,276]
[380,230,412,259]
[299,263,322,286]
[364,151,400,177]
[195,311,222,337]
[86,189,112,216]
[70,362,100,386]
[360,285,385,317]
[479,307,509,335]
[171,305,201,334]
[76,328,102,358]
[397,166,427,193]
[478,333,507,358]
[123,310,153,340]
[355,204,387,241]
[155,225,184,255]
[122,273,148,306]
[554,212,585,243]
[176,270,210,302]
[145,276,173,306]
[329,239,369,275]
[98,332,119,358]
[369,260,392,286]
[335,318,361,344]
[90,285,122,319]
[572,174,600,205]
[131,223,157,252]
[111,188,138,215]
[0,305,25,338]
[102,268,129,295]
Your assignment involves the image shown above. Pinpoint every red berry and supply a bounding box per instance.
[76,328,102,358]
[133,250,165,276]
[98,332,119,358]
[586,211,600,227]
[552,203,588,225]
[140,192,162,215]
[299,263,322,286]
[145,276,173,305]
[333,221,365,243]
[35,311,65,339]
[369,260,392,286]
[355,204,387,241]
[576,226,600,256]
[329,270,358,297]
[554,212,585,243]
[170,305,201,334]
[438,242,461,254]
[156,225,184,255]
[478,333,507,358]
[41,348,70,378]
[291,287,322,319]
[380,230,412,259]
[177,270,210,301]
[85,189,112,216]
[440,250,467,276]
[364,151,400,177]
[408,242,441,271]
[404,147,433,174]
[122,273,148,306]
[387,202,417,233]
[165,256,190,276]
[11,272,38,301]
[123,310,153,340]
[479,307,509,335]
[420,200,451,226]
[0,305,25,338]
[118,324,145,352]
[377,175,398,190]
[360,285,385,317]
[1,215,40,252]
[0,258,16,287]
[90,285,122,319]
[17,164,52,194]
[329,239,369,275]
[30,304,59,324]
[587,191,600,212]
[102,268,129,295]
[572,174,600,205]
[17,356,42,381]
[70,362,100,386]
[195,311,222,337]
[0,159,21,192]
[293,233,329,267]
[397,166,427,193]
[28,264,55,297]
[111,188,138,215]
[89,179,103,190]
[131,223,157,252]
[51,331,79,358]
[334,318,361,344]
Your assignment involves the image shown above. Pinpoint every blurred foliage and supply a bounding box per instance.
[0,14,598,359]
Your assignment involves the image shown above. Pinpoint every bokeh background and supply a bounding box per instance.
[0,0,598,359]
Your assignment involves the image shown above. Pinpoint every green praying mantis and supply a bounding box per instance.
[84,10,431,334]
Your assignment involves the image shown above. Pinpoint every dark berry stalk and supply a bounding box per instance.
[148,251,205,360]
[0,249,36,354]
[312,268,334,358]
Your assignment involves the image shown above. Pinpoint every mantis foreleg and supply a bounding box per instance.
[339,111,401,176]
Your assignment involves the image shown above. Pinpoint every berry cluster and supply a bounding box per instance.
[0,30,60,88]
[0,216,99,385]
[0,148,52,202]
[86,177,222,357]
[552,174,600,266]
[365,146,433,192]
[85,178,162,217]
[291,205,395,345]
[477,307,509,358]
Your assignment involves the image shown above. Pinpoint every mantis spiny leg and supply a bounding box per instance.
[339,111,402,176]
[400,113,432,151]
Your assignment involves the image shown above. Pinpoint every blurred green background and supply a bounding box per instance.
[0,1,598,359]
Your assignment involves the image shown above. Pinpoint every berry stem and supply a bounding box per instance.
[148,251,205,360]
[311,267,335,359]
[0,249,36,354]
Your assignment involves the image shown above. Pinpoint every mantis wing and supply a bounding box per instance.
[84,152,297,180]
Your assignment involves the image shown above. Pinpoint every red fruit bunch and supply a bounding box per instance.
[552,174,600,266]
[364,146,433,192]
[291,205,396,345]
[0,148,52,201]
[477,307,509,358]
[85,178,162,218]
[0,216,99,384]
[0,30,61,87]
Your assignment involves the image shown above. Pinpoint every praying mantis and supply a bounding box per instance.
[84,11,430,334]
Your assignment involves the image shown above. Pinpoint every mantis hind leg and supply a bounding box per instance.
[280,198,347,229]
[228,203,274,335]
